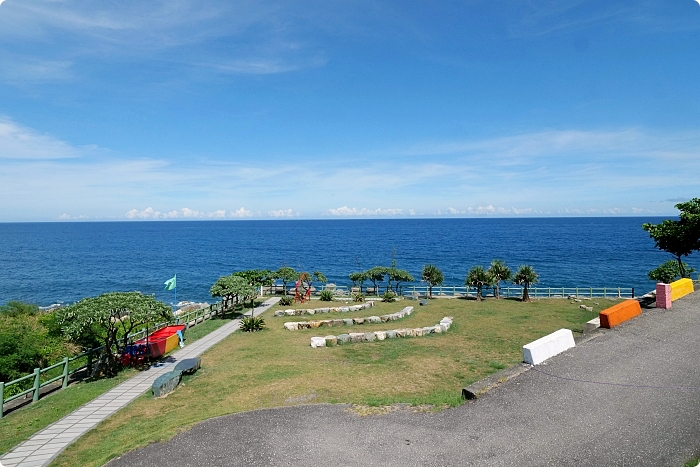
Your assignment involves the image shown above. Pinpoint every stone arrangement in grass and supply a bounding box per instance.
[309,316,453,348]
[273,301,374,317]
[284,306,413,331]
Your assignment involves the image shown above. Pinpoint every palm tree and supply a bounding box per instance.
[466,265,491,301]
[421,264,444,298]
[513,265,539,302]
[488,259,512,299]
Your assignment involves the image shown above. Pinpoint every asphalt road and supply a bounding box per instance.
[107,292,700,467]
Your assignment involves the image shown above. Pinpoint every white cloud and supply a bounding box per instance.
[267,209,298,218]
[124,207,238,220]
[325,206,405,217]
[230,207,253,218]
[0,117,90,159]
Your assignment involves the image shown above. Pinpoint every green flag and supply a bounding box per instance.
[164,275,177,291]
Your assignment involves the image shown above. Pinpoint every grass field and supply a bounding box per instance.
[0,312,243,457]
[48,296,614,467]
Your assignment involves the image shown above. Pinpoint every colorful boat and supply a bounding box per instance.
[122,325,186,365]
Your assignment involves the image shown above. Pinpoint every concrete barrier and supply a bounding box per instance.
[656,283,672,309]
[670,278,694,301]
[599,300,642,328]
[522,329,575,365]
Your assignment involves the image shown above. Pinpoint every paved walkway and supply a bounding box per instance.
[105,292,700,467]
[0,297,279,467]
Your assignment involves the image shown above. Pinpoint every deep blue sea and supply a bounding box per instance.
[0,217,693,307]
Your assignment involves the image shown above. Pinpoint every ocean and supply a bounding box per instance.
[0,217,690,307]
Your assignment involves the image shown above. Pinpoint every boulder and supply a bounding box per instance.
[367,316,382,324]
[321,320,332,327]
[285,310,295,316]
[419,299,429,306]
[324,335,337,347]
[339,306,350,312]
[274,310,285,317]
[310,337,326,348]
[413,328,424,337]
[352,317,365,325]
[297,322,310,330]
[386,330,397,339]
[337,334,351,344]
[433,325,443,333]
[317,307,330,313]
[349,332,366,343]
[364,332,377,342]
[174,358,201,375]
[332,319,344,326]
[294,309,304,316]
[152,370,182,397]
[380,315,390,322]
[306,309,316,315]
[309,321,323,329]
[422,326,435,334]
[283,322,298,331]
[395,329,407,338]
[375,331,387,340]
[343,318,354,326]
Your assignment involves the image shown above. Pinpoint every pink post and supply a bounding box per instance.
[656,283,672,309]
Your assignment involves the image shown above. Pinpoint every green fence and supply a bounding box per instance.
[400,285,634,299]
[1,301,227,418]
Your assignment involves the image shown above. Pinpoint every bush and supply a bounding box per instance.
[278,296,293,306]
[352,292,365,302]
[381,291,397,303]
[240,315,265,332]
[319,290,334,301]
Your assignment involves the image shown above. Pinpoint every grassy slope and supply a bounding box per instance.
[50,297,613,467]
[0,313,239,456]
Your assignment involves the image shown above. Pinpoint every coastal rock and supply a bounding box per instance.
[310,337,326,348]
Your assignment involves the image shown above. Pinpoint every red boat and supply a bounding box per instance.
[121,324,185,366]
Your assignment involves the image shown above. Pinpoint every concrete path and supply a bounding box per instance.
[105,292,700,467]
[0,297,279,467]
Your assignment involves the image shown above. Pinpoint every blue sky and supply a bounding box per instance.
[0,0,699,221]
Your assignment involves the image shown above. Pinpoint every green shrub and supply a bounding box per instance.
[240,315,265,332]
[319,290,334,301]
[381,291,397,303]
[352,292,365,302]
[278,296,293,306]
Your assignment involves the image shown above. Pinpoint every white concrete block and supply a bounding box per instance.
[523,329,575,365]
[310,337,326,348]
[584,317,600,333]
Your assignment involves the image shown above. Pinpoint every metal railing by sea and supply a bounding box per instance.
[0,301,226,418]
[398,285,635,299]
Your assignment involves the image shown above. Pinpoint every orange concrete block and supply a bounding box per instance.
[599,300,642,329]
[670,278,694,301]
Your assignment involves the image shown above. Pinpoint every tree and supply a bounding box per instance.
[210,275,257,314]
[349,271,368,293]
[233,269,272,308]
[56,292,171,377]
[513,265,539,302]
[421,264,444,298]
[642,198,700,278]
[488,259,512,299]
[387,268,414,293]
[273,266,299,296]
[365,266,387,295]
[648,260,696,284]
[466,266,491,301]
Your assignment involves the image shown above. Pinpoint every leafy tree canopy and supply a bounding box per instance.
[648,260,696,284]
[421,264,444,298]
[56,292,171,377]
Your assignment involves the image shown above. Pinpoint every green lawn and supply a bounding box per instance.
[0,311,244,457]
[49,296,613,467]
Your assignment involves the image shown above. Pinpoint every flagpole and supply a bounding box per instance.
[173,274,177,315]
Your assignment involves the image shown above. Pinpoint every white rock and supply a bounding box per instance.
[284,322,298,331]
[310,336,326,348]
[375,331,387,340]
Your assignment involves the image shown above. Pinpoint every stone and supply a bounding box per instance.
[413,328,424,337]
[174,358,201,375]
[439,324,448,333]
[419,299,429,306]
[433,325,443,333]
[307,309,316,315]
[367,316,382,324]
[364,332,377,342]
[310,336,326,348]
[380,315,390,322]
[274,310,285,317]
[404,306,414,315]
[317,307,330,313]
[309,321,323,329]
[395,329,407,337]
[575,299,582,303]
[324,335,337,346]
[350,305,362,311]
[579,304,587,310]
[343,318,354,326]
[332,319,344,326]
[422,326,435,334]
[337,334,351,344]
[385,330,397,339]
[349,332,366,343]
[352,317,365,325]
[152,370,182,397]
[339,306,350,312]
[294,309,304,316]
[375,331,387,340]
[322,320,332,327]
[584,306,593,312]
[297,322,310,330]
[284,322,298,331]
[285,309,295,316]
